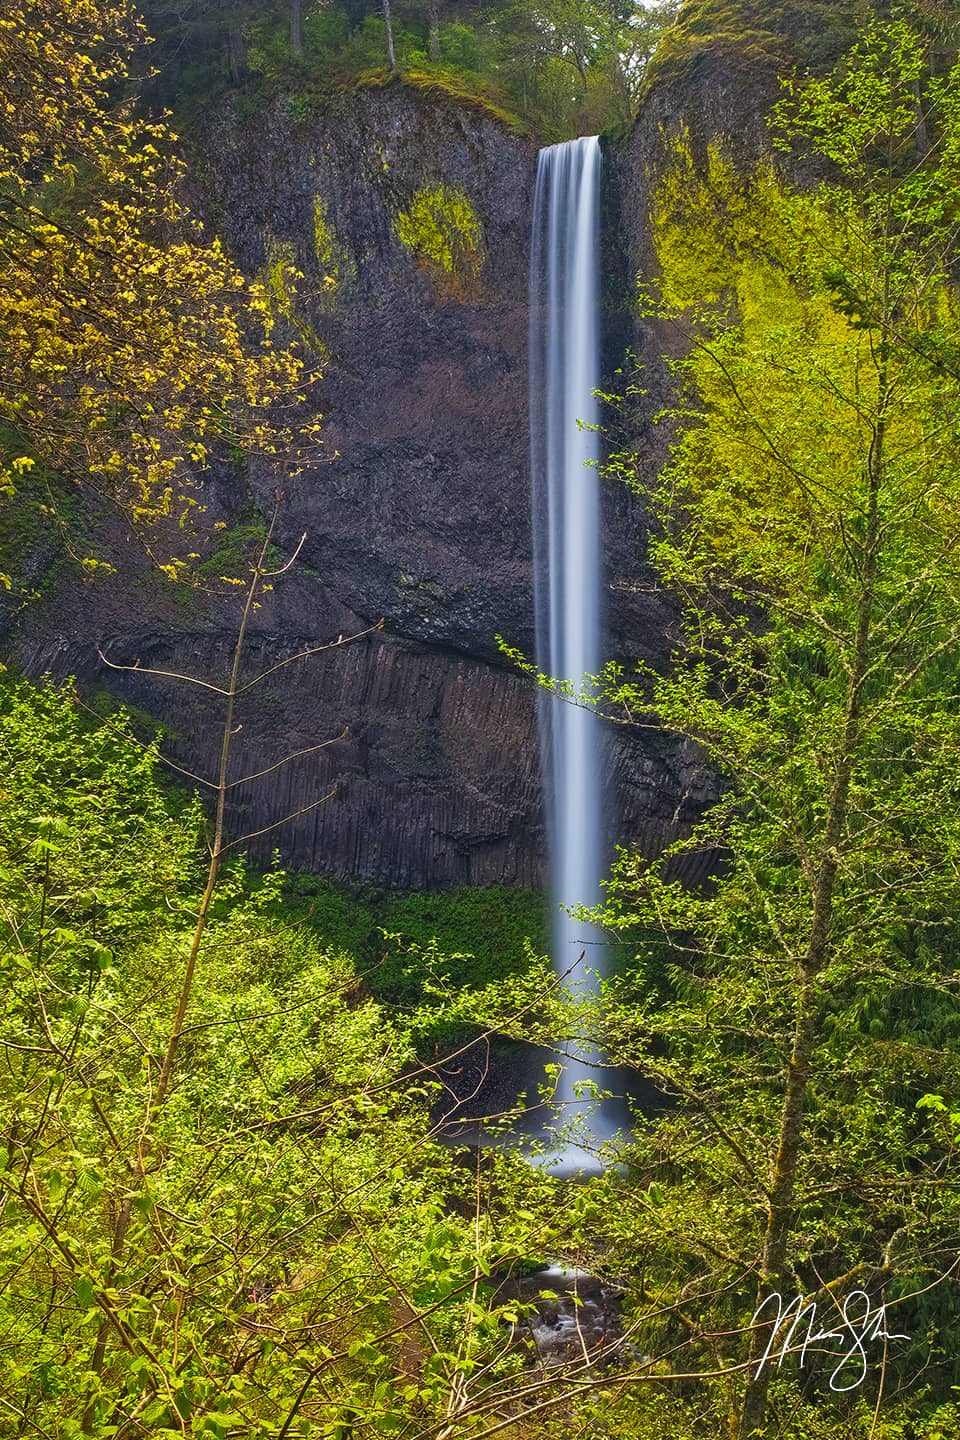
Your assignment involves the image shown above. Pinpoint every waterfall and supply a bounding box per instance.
[530,136,620,1167]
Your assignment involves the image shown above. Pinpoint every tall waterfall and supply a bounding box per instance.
[530,137,618,1164]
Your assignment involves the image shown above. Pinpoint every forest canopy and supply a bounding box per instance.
[136,0,682,136]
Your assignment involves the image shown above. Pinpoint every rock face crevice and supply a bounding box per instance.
[5,68,769,890]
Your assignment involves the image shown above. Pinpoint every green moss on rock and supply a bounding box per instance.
[651,129,817,326]
[312,194,355,304]
[345,65,529,137]
[393,182,484,300]
[645,0,867,90]
[264,236,325,353]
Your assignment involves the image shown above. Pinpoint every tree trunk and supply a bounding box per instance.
[81,520,280,1430]
[428,2,440,61]
[383,0,397,70]
[226,24,245,85]
[290,0,303,54]
[912,76,931,157]
[737,359,888,1439]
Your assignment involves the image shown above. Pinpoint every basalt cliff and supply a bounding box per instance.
[3,50,778,890]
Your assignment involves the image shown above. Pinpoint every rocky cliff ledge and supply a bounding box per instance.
[6,73,758,889]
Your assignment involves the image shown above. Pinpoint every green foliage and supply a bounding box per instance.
[592,20,960,1432]
[15,8,960,1438]
[0,677,570,1438]
[0,453,74,604]
[140,0,677,141]
[378,884,549,1000]
[393,180,485,297]
[0,679,203,944]
[0,0,313,577]
[284,874,381,957]
[286,876,548,1005]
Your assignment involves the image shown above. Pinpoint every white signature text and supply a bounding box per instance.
[751,1290,911,1392]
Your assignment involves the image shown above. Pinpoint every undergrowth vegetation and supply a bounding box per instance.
[0,677,561,1438]
[4,677,957,1438]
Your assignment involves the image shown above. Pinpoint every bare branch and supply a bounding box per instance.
[233,619,385,695]
[225,729,348,790]
[217,786,338,854]
[260,531,306,577]
[97,649,230,696]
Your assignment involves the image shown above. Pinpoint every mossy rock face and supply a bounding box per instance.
[393,182,485,300]
[6,74,700,897]
[648,0,869,88]
[311,193,356,304]
[264,235,326,354]
[0,464,85,615]
[648,128,821,334]
[346,66,529,138]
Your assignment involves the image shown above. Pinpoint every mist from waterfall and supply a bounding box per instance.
[530,136,620,1167]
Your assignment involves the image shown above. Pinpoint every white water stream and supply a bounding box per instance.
[529,137,620,1169]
